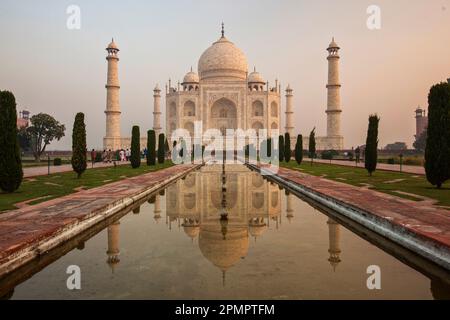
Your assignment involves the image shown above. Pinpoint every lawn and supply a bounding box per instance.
[281,161,450,207]
[0,161,173,212]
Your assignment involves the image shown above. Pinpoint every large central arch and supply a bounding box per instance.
[209,98,237,134]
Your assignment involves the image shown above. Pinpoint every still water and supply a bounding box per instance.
[2,164,450,299]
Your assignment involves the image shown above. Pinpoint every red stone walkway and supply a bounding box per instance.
[260,165,450,262]
[0,164,198,276]
[308,158,425,175]
[23,161,130,178]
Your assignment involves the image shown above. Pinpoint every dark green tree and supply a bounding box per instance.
[164,137,170,158]
[157,133,165,164]
[309,128,316,165]
[26,113,65,161]
[71,112,87,178]
[278,135,285,162]
[147,130,156,165]
[130,125,141,168]
[0,91,23,192]
[364,114,380,176]
[295,134,303,165]
[284,132,291,163]
[425,82,450,188]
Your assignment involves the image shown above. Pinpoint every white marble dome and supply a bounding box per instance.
[248,69,265,83]
[198,36,248,81]
[182,70,199,84]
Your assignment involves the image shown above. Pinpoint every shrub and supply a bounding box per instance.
[364,114,380,176]
[71,112,87,178]
[295,134,303,165]
[284,132,291,163]
[157,133,165,164]
[130,125,141,168]
[425,82,450,188]
[0,90,23,192]
[278,135,285,162]
[53,158,62,166]
[147,130,156,165]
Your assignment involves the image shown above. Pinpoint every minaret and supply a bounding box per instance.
[104,39,121,151]
[153,84,162,139]
[327,218,341,271]
[326,38,343,149]
[286,193,294,223]
[285,85,294,136]
[106,221,120,272]
[153,194,162,222]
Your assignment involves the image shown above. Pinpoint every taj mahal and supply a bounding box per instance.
[103,25,344,151]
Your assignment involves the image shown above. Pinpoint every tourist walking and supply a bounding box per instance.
[90,149,97,168]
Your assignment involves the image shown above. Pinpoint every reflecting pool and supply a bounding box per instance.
[1,164,449,299]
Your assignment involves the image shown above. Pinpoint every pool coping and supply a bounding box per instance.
[0,164,201,278]
[247,163,450,271]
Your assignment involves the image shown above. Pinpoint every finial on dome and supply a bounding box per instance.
[221,22,225,38]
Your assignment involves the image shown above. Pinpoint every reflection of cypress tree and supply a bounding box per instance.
[364,115,380,176]
[0,91,23,192]
[130,126,141,168]
[425,82,450,188]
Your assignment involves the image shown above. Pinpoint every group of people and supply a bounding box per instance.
[88,148,151,167]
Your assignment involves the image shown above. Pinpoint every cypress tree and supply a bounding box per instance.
[278,135,285,162]
[0,91,23,192]
[130,125,141,168]
[157,133,165,164]
[295,134,303,165]
[164,137,169,158]
[364,114,380,176]
[71,112,87,178]
[284,132,291,162]
[425,82,450,188]
[309,128,316,165]
[147,130,156,165]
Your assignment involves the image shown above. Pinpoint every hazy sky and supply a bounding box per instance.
[1,0,449,150]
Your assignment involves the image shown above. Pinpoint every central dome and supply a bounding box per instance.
[198,36,248,81]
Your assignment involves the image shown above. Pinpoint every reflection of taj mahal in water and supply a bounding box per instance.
[105,165,343,281]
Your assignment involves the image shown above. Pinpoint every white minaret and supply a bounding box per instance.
[285,84,294,136]
[326,38,343,149]
[104,39,121,151]
[153,84,162,138]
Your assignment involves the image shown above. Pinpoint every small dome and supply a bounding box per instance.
[107,38,119,50]
[182,70,200,84]
[198,36,248,81]
[248,224,267,238]
[248,68,265,83]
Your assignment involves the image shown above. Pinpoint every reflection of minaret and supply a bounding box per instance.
[153,194,161,223]
[286,193,294,223]
[327,218,341,271]
[106,221,120,273]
